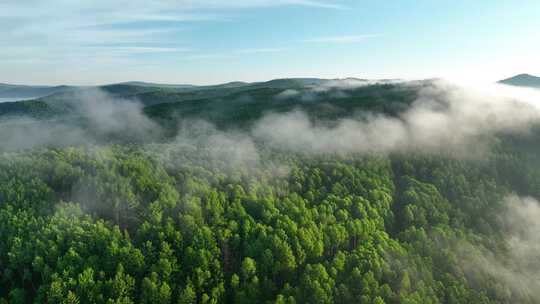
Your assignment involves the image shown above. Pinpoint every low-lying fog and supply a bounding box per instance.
[0,97,26,103]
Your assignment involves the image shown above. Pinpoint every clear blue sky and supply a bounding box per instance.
[1,0,539,85]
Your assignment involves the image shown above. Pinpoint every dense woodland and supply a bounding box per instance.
[1,80,540,303]
[1,136,539,303]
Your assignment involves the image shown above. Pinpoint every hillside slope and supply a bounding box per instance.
[498,73,540,88]
[0,83,75,99]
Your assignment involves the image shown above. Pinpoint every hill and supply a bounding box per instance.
[498,73,540,88]
[0,78,411,120]
[143,81,420,129]
[0,83,75,99]
[119,81,197,89]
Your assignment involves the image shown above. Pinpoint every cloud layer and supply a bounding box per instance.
[0,89,160,151]
[256,81,540,156]
[1,80,539,159]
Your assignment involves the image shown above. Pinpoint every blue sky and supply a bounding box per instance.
[1,0,539,85]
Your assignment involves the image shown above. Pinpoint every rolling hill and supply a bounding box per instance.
[498,73,540,88]
[0,75,535,129]
[0,83,75,99]
[0,78,422,127]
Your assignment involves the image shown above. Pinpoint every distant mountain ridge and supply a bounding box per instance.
[3,73,538,100]
[498,74,540,88]
[0,83,75,99]
[0,77,418,122]
[0,77,390,101]
[118,81,197,89]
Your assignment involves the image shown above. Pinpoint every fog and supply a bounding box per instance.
[257,81,540,157]
[0,88,159,151]
[0,97,25,103]
[273,79,399,101]
[0,79,539,159]
[462,195,540,301]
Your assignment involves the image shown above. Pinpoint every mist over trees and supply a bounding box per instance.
[1,79,540,303]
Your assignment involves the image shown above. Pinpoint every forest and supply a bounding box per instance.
[1,79,540,303]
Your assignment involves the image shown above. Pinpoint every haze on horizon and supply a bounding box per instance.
[1,0,540,86]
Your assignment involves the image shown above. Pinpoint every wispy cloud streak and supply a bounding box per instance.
[0,0,342,67]
[304,34,379,44]
[237,48,286,54]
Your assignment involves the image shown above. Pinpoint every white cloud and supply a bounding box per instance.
[0,0,342,74]
[185,47,286,60]
[254,81,540,156]
[158,0,346,10]
[274,89,301,100]
[120,13,226,22]
[304,34,379,44]
[84,46,190,55]
[237,48,286,54]
[276,0,345,9]
[185,53,229,60]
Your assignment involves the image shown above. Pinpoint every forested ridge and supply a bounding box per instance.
[1,79,540,303]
